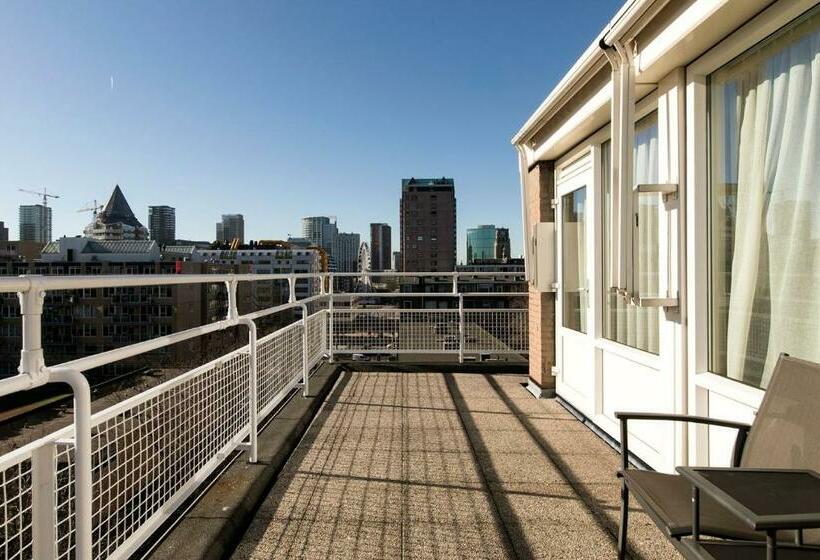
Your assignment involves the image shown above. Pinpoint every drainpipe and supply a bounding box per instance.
[515,146,533,285]
[599,37,637,302]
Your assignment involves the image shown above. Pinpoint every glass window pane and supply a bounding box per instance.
[562,187,587,333]
[708,7,820,389]
[601,112,661,354]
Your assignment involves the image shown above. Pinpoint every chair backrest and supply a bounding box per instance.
[741,354,820,469]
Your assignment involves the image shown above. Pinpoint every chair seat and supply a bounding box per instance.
[622,469,764,541]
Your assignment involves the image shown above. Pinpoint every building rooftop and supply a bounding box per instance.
[402,177,455,191]
[98,185,146,230]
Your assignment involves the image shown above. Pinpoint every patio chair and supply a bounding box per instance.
[615,353,820,559]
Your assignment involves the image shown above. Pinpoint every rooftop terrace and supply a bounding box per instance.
[0,271,679,559]
[232,367,680,560]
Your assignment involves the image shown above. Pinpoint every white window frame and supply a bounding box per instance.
[685,0,818,462]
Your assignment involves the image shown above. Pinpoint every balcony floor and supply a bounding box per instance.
[233,369,681,559]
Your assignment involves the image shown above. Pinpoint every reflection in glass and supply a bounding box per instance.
[709,7,820,389]
[562,187,587,333]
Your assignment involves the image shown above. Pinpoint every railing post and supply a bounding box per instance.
[452,271,458,294]
[300,303,309,397]
[49,368,92,560]
[458,293,465,363]
[228,280,258,463]
[239,318,258,463]
[288,275,296,304]
[31,442,56,560]
[328,275,334,363]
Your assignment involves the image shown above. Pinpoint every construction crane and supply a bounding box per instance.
[18,187,59,207]
[77,200,104,220]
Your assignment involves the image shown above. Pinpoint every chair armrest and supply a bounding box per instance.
[615,412,752,470]
[615,412,751,432]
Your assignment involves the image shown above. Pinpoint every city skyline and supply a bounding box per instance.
[5,181,523,263]
[0,1,620,262]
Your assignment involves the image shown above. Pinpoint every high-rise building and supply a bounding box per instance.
[335,232,360,272]
[466,225,512,264]
[392,251,402,272]
[301,216,338,257]
[466,225,497,263]
[85,185,150,241]
[369,223,391,271]
[19,204,52,243]
[400,177,456,272]
[216,214,245,244]
[465,225,512,264]
[495,227,511,260]
[148,206,176,245]
[0,222,8,242]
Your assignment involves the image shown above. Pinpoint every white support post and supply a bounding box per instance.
[288,275,296,304]
[300,303,309,397]
[328,285,334,363]
[31,443,56,560]
[451,271,458,294]
[458,294,465,363]
[49,368,92,560]
[17,283,47,385]
[225,279,239,320]
[237,317,258,463]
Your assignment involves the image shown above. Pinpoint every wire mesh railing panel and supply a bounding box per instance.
[55,443,76,560]
[306,311,327,369]
[257,322,303,414]
[464,309,528,352]
[0,455,33,560]
[87,350,250,560]
[332,309,461,352]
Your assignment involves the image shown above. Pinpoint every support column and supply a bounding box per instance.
[525,160,556,398]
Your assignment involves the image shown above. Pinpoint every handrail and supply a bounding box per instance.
[0,270,525,294]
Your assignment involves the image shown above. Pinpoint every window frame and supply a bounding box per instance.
[685,0,817,408]
[556,91,662,367]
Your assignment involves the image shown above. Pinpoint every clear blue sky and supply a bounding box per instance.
[0,0,619,262]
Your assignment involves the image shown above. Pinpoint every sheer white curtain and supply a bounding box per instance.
[604,116,660,354]
[726,22,820,387]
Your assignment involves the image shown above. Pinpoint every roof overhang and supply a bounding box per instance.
[512,0,782,164]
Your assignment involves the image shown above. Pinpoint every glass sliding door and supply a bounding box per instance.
[708,6,820,389]
[562,187,588,333]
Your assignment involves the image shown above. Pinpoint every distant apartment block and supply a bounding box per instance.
[400,177,456,272]
[216,214,245,244]
[85,185,150,241]
[466,225,512,264]
[0,246,251,377]
[19,204,52,243]
[301,216,337,256]
[0,221,8,241]
[369,223,391,271]
[392,251,402,272]
[185,244,321,304]
[335,232,360,273]
[148,205,176,245]
[0,241,44,263]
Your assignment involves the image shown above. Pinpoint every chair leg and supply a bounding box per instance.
[618,483,629,560]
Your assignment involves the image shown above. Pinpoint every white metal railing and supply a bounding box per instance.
[0,271,525,560]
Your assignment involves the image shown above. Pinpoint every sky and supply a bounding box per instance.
[0,0,620,263]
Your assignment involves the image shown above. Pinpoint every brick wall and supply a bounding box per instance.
[525,161,556,394]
